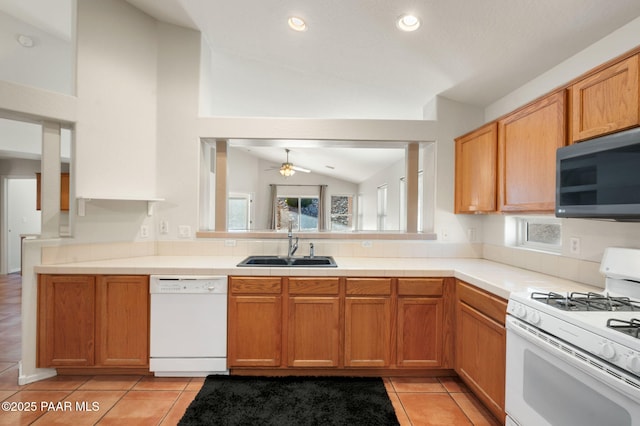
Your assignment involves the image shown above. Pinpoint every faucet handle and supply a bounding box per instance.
[309,242,315,258]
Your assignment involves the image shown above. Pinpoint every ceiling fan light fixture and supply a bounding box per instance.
[280,163,296,177]
[288,16,307,32]
[397,14,421,32]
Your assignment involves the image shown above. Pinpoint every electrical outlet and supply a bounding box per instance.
[178,225,192,238]
[441,229,449,241]
[361,241,373,248]
[224,240,237,247]
[570,237,581,255]
[160,220,169,234]
[140,225,149,238]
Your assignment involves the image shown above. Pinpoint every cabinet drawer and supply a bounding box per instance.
[398,278,444,297]
[288,277,339,295]
[456,280,507,325]
[346,278,391,295]
[230,277,281,294]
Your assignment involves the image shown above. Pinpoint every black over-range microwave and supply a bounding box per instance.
[556,126,640,220]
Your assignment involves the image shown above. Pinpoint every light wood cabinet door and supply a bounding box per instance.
[455,280,507,422]
[455,122,498,213]
[344,297,392,367]
[288,296,340,367]
[396,297,444,368]
[287,277,341,367]
[498,90,566,212]
[38,275,96,367]
[344,278,392,368]
[228,277,283,367]
[96,275,149,367]
[570,54,640,142]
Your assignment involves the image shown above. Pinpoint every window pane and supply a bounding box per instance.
[228,197,248,230]
[514,217,562,253]
[331,195,353,231]
[300,198,318,230]
[276,197,298,230]
[527,223,561,245]
[276,197,319,231]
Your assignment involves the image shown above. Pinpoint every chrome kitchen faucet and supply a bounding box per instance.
[287,219,298,258]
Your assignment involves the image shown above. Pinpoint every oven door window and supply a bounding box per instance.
[523,351,631,425]
[506,321,639,426]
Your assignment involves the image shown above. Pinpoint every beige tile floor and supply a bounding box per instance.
[1,274,501,425]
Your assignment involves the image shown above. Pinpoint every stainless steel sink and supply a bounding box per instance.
[237,255,337,267]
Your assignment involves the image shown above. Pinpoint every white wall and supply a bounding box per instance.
[75,0,157,200]
[202,48,424,120]
[155,22,201,241]
[357,158,404,230]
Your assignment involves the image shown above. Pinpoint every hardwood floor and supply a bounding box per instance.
[0,274,500,425]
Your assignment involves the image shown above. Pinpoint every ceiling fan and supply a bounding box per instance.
[268,149,311,177]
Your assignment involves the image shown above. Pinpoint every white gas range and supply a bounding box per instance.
[505,247,640,426]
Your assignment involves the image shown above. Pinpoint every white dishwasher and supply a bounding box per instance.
[149,275,228,377]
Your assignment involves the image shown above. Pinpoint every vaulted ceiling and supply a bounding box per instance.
[127,0,640,114]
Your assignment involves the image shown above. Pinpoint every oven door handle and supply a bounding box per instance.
[506,316,640,403]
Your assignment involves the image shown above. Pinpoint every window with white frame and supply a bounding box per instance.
[276,196,319,231]
[516,217,562,252]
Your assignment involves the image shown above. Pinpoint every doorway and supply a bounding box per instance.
[5,178,41,273]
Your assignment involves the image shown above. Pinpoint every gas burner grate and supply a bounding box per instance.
[531,291,640,312]
[607,318,640,339]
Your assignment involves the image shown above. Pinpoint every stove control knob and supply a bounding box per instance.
[528,310,541,325]
[627,355,640,374]
[599,343,616,360]
[514,304,527,319]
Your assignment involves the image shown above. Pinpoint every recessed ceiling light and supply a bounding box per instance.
[288,16,307,32]
[397,14,421,32]
[16,34,35,48]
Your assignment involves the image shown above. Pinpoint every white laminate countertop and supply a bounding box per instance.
[34,256,601,300]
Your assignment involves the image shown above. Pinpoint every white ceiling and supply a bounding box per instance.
[229,140,407,184]
[127,0,640,108]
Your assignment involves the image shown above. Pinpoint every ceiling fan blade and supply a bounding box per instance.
[292,165,311,173]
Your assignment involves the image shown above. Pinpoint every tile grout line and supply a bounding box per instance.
[156,379,192,425]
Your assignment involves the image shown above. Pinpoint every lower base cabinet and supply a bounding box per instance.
[288,278,341,367]
[227,277,282,367]
[455,279,507,422]
[37,275,149,368]
[344,278,393,367]
[227,276,453,371]
[397,278,453,368]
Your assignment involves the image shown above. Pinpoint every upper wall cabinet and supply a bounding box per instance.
[498,90,567,212]
[454,122,498,213]
[570,54,640,143]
